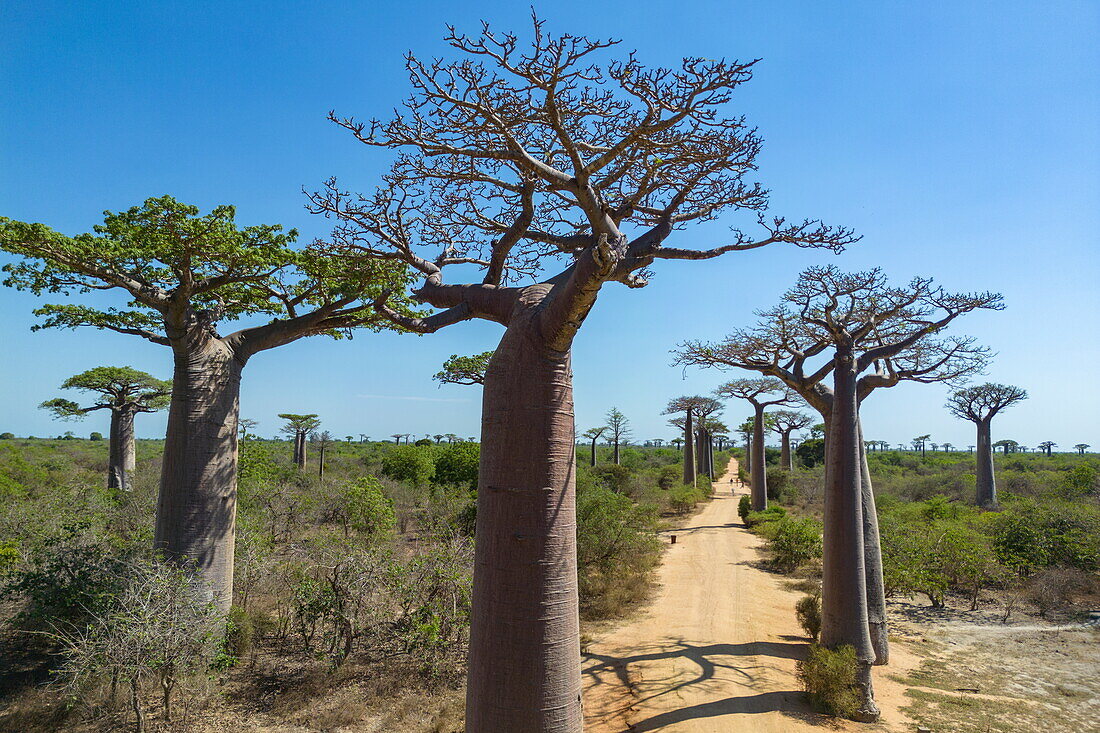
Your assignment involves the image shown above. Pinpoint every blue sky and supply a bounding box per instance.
[1,0,1097,449]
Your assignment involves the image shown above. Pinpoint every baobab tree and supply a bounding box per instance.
[0,197,404,612]
[582,427,606,467]
[1076,444,1091,455]
[279,414,322,470]
[665,396,722,486]
[941,442,953,452]
[40,366,171,490]
[913,434,931,458]
[675,266,1000,718]
[994,438,1019,455]
[239,419,259,441]
[770,409,814,471]
[313,430,334,480]
[671,437,683,451]
[605,407,632,465]
[1038,440,1056,456]
[946,383,1027,506]
[715,379,795,509]
[434,351,493,385]
[308,19,855,729]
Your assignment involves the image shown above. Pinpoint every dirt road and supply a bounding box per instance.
[581,457,909,732]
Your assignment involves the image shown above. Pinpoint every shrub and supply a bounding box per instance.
[593,463,634,494]
[770,517,823,573]
[795,593,821,641]
[381,445,436,487]
[433,441,480,489]
[88,431,104,441]
[669,484,702,514]
[737,495,752,522]
[657,464,681,490]
[744,505,785,529]
[0,432,14,440]
[342,476,396,539]
[797,644,861,719]
[765,467,789,500]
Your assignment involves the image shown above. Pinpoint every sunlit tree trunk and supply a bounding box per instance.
[751,404,768,510]
[466,310,581,733]
[107,407,136,491]
[683,408,696,486]
[858,419,888,665]
[780,429,793,471]
[155,339,242,614]
[820,354,878,720]
[976,418,997,506]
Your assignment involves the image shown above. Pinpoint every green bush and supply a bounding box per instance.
[433,441,480,489]
[798,644,862,719]
[88,431,104,441]
[342,476,396,538]
[0,432,14,440]
[770,517,823,573]
[737,494,752,522]
[593,463,633,494]
[795,593,821,641]
[765,467,789,500]
[657,464,680,490]
[381,444,436,487]
[744,505,785,528]
[669,484,702,514]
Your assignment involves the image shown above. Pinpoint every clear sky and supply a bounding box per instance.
[1,0,1097,450]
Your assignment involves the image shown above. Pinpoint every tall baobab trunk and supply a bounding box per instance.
[589,436,598,467]
[466,316,581,733]
[750,405,768,511]
[318,443,326,481]
[857,420,888,665]
[744,435,752,476]
[613,438,620,465]
[155,340,242,614]
[682,409,696,486]
[107,407,136,491]
[780,429,794,471]
[820,355,877,720]
[975,418,997,506]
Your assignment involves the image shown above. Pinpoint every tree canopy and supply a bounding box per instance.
[946,382,1028,423]
[40,366,171,420]
[434,351,493,386]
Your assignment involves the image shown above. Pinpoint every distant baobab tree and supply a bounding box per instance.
[715,379,796,509]
[1038,440,1056,456]
[941,442,953,452]
[950,385,1027,506]
[308,18,857,730]
[445,433,458,444]
[1076,444,1091,454]
[671,437,683,451]
[434,351,492,386]
[993,439,1019,455]
[605,408,631,465]
[912,434,931,458]
[40,366,170,490]
[770,410,814,471]
[582,427,606,467]
[675,266,999,719]
[652,438,664,448]
[313,430,334,480]
[0,196,405,612]
[238,418,259,441]
[665,396,721,486]
[279,414,322,469]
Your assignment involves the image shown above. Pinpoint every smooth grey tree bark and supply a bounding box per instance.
[107,407,137,491]
[683,408,697,487]
[858,420,888,665]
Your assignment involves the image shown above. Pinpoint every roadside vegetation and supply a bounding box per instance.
[0,434,716,731]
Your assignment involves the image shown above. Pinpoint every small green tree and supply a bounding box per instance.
[381,444,436,487]
[278,414,321,470]
[40,366,170,490]
[342,476,396,538]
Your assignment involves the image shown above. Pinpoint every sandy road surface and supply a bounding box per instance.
[581,458,909,733]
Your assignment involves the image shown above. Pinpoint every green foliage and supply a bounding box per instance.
[214,605,255,670]
[2,521,133,628]
[738,494,752,522]
[0,432,13,439]
[796,438,826,468]
[88,431,103,441]
[433,351,492,385]
[342,476,396,538]
[576,479,661,618]
[381,444,435,487]
[433,441,480,489]
[769,516,823,573]
[669,484,703,514]
[592,463,633,493]
[798,644,862,719]
[765,466,790,500]
[744,505,786,528]
[796,593,821,641]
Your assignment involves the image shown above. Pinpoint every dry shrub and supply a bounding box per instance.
[795,593,821,641]
[797,644,861,719]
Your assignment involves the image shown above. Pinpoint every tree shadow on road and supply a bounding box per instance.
[583,637,837,730]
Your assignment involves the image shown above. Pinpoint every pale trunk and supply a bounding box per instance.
[858,419,888,665]
[107,408,135,491]
[683,409,696,486]
[751,405,767,511]
[466,318,581,733]
[780,430,793,471]
[155,341,242,613]
[820,357,877,719]
[976,419,997,506]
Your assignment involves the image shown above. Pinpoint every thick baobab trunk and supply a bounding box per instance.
[857,420,888,665]
[780,430,793,471]
[820,356,878,720]
[589,436,598,467]
[683,409,696,486]
[613,439,620,465]
[107,408,136,491]
[155,341,242,614]
[744,436,752,476]
[975,418,997,506]
[466,320,582,733]
[750,405,768,511]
